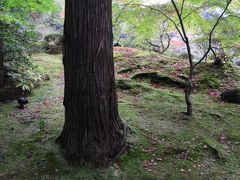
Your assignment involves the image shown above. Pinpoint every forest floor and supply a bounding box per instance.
[0,48,240,179]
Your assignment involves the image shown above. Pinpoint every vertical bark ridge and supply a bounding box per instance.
[0,37,4,88]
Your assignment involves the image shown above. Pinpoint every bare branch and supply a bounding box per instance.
[146,39,160,48]
[161,33,171,54]
[180,0,185,16]
[171,0,193,74]
[194,0,233,67]
[182,1,209,21]
[226,14,240,19]
[129,3,186,42]
[210,47,217,59]
[160,20,172,53]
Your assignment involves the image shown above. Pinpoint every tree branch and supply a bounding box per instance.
[146,38,160,48]
[161,33,171,54]
[194,0,233,67]
[171,0,193,66]
[129,3,186,42]
[180,0,185,16]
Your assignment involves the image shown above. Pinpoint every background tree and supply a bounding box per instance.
[138,0,233,116]
[172,0,233,116]
[146,19,172,54]
[57,0,127,166]
[193,1,240,65]
[112,2,175,53]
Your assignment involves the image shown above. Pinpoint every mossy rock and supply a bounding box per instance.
[44,34,63,54]
[220,89,240,104]
[116,79,151,92]
[235,60,240,67]
[116,79,133,90]
[131,72,185,88]
[0,86,27,102]
[31,42,46,53]
[118,67,134,74]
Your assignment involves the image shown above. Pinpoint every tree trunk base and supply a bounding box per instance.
[56,123,128,167]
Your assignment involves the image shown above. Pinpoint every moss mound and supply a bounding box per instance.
[116,78,152,92]
[131,72,185,88]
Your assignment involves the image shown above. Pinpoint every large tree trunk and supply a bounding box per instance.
[57,0,127,166]
[0,38,4,88]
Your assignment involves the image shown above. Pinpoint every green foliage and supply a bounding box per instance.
[39,119,46,132]
[0,0,57,90]
[112,1,174,48]
[6,61,49,91]
[0,0,57,54]
[197,72,221,89]
[182,0,240,59]
[112,0,240,61]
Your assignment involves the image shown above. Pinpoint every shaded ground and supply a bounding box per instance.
[0,49,240,179]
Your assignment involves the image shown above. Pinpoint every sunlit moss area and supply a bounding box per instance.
[0,50,239,179]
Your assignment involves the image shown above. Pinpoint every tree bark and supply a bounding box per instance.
[184,79,193,116]
[0,37,4,88]
[57,0,127,166]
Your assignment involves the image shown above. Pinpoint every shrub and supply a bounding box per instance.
[6,61,49,91]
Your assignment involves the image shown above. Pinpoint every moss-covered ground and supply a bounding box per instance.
[0,48,239,179]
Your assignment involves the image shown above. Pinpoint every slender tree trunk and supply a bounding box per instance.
[170,0,195,116]
[184,38,194,116]
[184,78,193,116]
[0,38,4,88]
[57,0,127,166]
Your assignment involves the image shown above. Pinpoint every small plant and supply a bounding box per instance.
[39,119,46,132]
[6,61,48,91]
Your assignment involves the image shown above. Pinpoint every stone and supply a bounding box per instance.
[44,34,63,54]
[220,89,240,104]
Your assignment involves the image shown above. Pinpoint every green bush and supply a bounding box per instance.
[6,61,49,91]
[0,0,57,91]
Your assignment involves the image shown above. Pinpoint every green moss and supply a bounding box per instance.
[197,73,221,89]
[116,78,152,94]
[114,52,125,58]
[224,62,240,79]
[226,129,240,142]
[133,50,155,57]
[131,72,185,88]
[0,51,240,179]
[195,62,240,91]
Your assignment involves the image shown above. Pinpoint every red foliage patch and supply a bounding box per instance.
[171,39,185,47]
[208,89,221,98]
[114,47,136,60]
